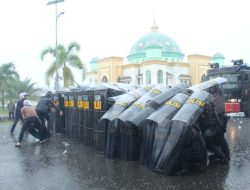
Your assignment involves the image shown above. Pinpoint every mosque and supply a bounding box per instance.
[85,21,225,86]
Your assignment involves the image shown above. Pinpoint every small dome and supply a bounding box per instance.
[212,52,225,59]
[127,21,184,63]
[89,57,98,72]
[211,52,225,67]
[89,56,98,64]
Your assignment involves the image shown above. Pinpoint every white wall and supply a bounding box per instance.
[122,67,139,84]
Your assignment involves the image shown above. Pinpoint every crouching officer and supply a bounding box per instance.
[201,85,230,164]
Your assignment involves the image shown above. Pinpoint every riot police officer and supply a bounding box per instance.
[202,85,230,164]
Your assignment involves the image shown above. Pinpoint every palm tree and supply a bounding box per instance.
[40,42,86,88]
[0,63,19,108]
[6,78,41,100]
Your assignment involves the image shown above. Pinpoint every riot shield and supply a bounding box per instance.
[83,86,95,147]
[92,84,124,153]
[47,92,57,133]
[140,92,190,169]
[149,83,189,106]
[117,85,170,161]
[118,85,169,125]
[188,77,227,91]
[128,83,190,127]
[101,85,154,159]
[101,85,154,121]
[68,89,80,138]
[156,90,214,175]
[63,92,70,136]
[54,91,66,134]
[76,89,86,141]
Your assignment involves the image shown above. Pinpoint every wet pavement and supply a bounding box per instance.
[0,118,250,190]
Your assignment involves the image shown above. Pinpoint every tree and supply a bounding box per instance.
[40,42,86,88]
[6,78,41,101]
[0,63,19,108]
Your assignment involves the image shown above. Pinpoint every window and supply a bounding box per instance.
[157,70,163,84]
[101,76,108,83]
[146,70,151,85]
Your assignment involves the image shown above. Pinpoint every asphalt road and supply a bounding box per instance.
[0,117,249,190]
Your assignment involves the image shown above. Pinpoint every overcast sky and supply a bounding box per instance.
[0,0,249,89]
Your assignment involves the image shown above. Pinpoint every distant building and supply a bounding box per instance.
[210,52,225,67]
[86,21,224,86]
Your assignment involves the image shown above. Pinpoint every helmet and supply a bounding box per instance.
[23,100,31,106]
[46,91,52,97]
[208,85,218,94]
[19,92,29,99]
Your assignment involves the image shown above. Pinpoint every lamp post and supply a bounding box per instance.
[47,0,64,91]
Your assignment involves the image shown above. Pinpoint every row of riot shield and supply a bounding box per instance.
[101,83,190,161]
[100,81,221,175]
[62,84,124,152]
[50,77,225,175]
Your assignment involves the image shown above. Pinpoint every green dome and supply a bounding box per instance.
[127,22,184,63]
[89,56,98,72]
[89,56,98,64]
[211,52,225,67]
[212,52,225,59]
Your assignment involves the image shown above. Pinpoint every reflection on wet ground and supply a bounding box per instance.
[0,118,250,190]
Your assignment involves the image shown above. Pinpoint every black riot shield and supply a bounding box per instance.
[156,90,214,175]
[140,92,190,169]
[126,83,189,128]
[83,87,95,147]
[118,85,169,126]
[68,89,80,138]
[64,92,70,136]
[76,90,85,141]
[101,85,153,121]
[149,83,189,106]
[93,84,124,153]
[117,85,170,161]
[55,91,65,133]
[47,92,57,133]
[101,85,154,159]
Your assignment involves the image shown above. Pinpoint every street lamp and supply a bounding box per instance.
[47,0,64,91]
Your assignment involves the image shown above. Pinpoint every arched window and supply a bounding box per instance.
[117,76,121,83]
[157,70,163,84]
[146,70,151,85]
[101,76,108,83]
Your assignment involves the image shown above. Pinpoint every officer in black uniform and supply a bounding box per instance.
[202,85,230,164]
[36,91,59,133]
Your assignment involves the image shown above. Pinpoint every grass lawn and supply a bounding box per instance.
[0,107,8,115]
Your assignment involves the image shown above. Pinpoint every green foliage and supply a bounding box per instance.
[0,63,19,108]
[40,41,86,88]
[0,107,8,115]
[0,63,40,108]
[5,78,41,100]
